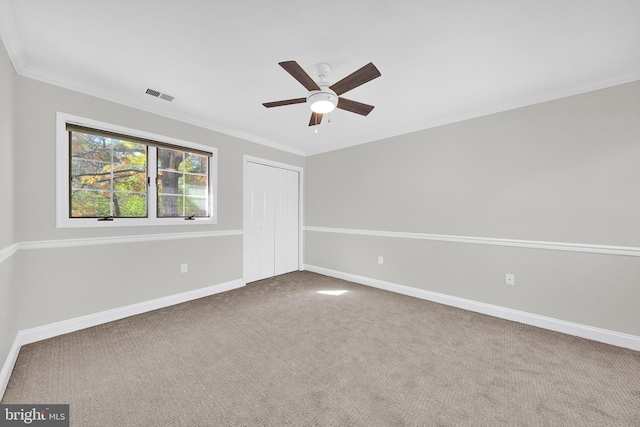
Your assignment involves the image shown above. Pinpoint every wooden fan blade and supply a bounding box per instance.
[308,112,323,126]
[337,98,375,116]
[279,61,320,91]
[330,62,381,96]
[263,98,307,108]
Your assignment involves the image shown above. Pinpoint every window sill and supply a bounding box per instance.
[56,217,217,229]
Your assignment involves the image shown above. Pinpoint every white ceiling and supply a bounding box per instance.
[2,0,640,156]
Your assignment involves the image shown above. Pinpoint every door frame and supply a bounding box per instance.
[243,155,304,279]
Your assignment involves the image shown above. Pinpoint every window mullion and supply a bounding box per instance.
[148,146,158,220]
[110,138,115,217]
[182,169,186,217]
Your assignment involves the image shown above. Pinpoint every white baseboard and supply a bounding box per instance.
[0,338,22,401]
[304,264,640,352]
[0,278,245,399]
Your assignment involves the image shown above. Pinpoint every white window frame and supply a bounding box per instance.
[56,112,217,228]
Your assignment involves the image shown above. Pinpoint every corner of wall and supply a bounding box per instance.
[0,20,19,400]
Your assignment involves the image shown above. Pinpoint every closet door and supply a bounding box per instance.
[244,161,299,283]
[244,162,274,283]
[274,168,299,276]
[285,169,299,273]
[259,166,276,279]
[274,167,289,276]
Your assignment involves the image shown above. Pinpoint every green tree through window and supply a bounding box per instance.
[70,131,147,218]
[157,148,209,218]
[62,117,215,226]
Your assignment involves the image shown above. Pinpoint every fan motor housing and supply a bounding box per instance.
[307,87,338,114]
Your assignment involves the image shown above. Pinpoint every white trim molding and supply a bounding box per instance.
[20,230,242,251]
[243,155,305,274]
[0,230,242,263]
[0,243,18,264]
[304,226,640,257]
[304,264,640,352]
[0,278,245,399]
[0,1,304,158]
[0,339,21,401]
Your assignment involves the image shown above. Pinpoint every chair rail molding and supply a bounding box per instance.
[0,243,19,264]
[0,230,243,264]
[304,226,640,257]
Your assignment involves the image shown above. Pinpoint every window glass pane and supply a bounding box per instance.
[71,159,111,191]
[157,147,209,218]
[112,140,146,163]
[181,153,208,174]
[185,174,208,197]
[158,195,207,217]
[158,194,180,217]
[71,190,111,218]
[70,130,147,218]
[113,166,146,192]
[71,132,111,162]
[157,170,181,195]
[184,197,208,217]
[113,192,147,217]
[157,148,183,171]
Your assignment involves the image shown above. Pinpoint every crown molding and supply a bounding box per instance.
[0,0,305,157]
[305,71,640,156]
[3,0,640,159]
[17,63,307,157]
[0,0,26,72]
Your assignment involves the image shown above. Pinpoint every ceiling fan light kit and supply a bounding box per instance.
[307,88,338,114]
[263,60,381,126]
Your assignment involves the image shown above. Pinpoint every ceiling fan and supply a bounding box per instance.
[263,61,381,126]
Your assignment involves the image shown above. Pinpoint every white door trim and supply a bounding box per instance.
[243,156,304,278]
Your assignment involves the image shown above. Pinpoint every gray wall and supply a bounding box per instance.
[14,78,304,242]
[0,51,304,367]
[0,39,14,249]
[0,39,16,373]
[305,81,640,337]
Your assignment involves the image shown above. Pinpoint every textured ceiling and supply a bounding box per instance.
[2,0,640,156]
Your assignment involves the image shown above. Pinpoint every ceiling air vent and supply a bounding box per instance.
[145,88,174,102]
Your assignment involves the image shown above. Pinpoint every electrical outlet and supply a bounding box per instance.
[378,256,384,265]
[505,274,515,285]
[181,263,188,273]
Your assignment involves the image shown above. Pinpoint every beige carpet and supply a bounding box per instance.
[2,271,639,426]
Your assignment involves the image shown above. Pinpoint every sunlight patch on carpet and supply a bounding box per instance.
[317,290,349,296]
